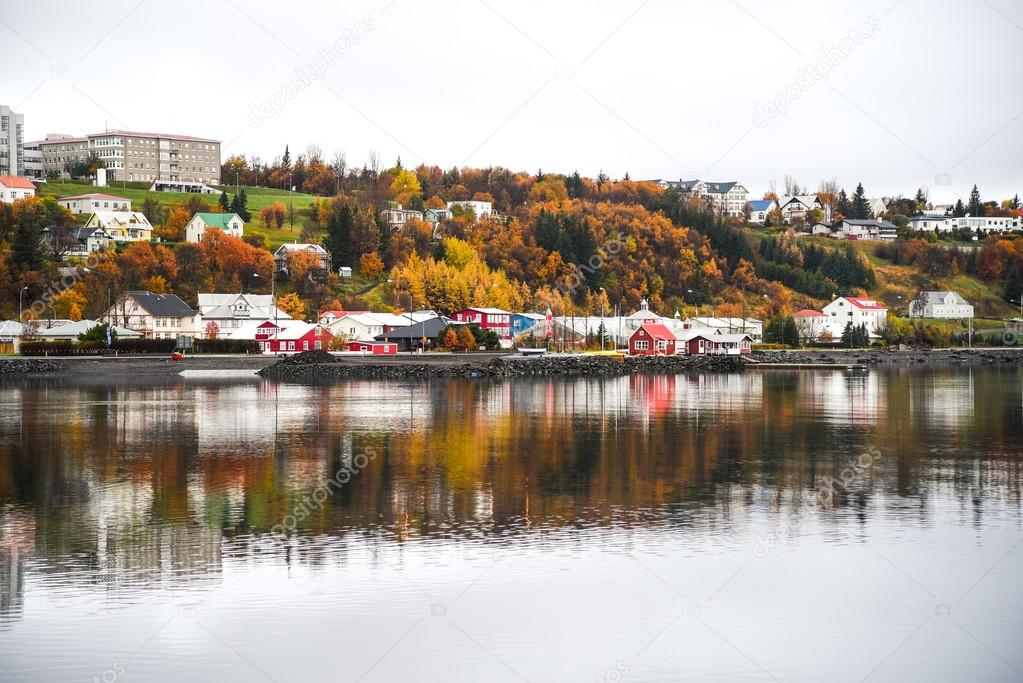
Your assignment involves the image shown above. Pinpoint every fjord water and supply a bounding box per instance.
[0,368,1020,682]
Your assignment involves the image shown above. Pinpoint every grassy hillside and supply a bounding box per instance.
[38,181,319,249]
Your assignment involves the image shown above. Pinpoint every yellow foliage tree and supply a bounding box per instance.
[276,292,305,320]
[359,251,385,279]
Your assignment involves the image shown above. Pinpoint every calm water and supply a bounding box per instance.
[0,367,1021,682]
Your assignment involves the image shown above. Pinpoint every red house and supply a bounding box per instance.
[684,333,753,355]
[629,322,677,356]
[346,340,398,355]
[450,307,512,339]
[255,321,332,353]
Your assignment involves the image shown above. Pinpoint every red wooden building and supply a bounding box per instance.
[629,322,677,356]
[255,321,332,353]
[683,333,753,355]
[450,307,512,339]
[346,340,398,355]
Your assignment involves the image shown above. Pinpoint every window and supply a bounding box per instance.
[635,340,649,351]
[288,341,295,350]
[303,341,309,350]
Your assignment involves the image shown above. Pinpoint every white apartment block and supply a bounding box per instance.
[446,200,493,218]
[0,105,25,177]
[909,214,1021,234]
[661,179,749,217]
[34,130,221,184]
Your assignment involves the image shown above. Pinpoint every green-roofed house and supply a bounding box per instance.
[185,212,245,243]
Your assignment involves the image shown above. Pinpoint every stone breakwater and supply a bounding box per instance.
[751,349,1023,365]
[0,359,66,374]
[258,352,744,380]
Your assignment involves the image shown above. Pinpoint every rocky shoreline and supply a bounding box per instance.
[751,348,1023,365]
[258,351,744,380]
[0,359,66,375]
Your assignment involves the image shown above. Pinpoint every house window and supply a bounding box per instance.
[288,341,295,351]
[303,341,309,350]
[635,340,649,351]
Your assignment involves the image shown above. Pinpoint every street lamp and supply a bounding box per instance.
[18,286,28,324]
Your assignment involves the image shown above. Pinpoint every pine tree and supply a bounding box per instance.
[851,183,869,219]
[953,199,966,217]
[236,189,251,221]
[325,202,354,267]
[282,145,291,169]
[967,184,983,217]
[9,220,45,272]
[219,190,230,212]
[1004,265,1023,305]
[914,188,927,214]
[836,189,850,217]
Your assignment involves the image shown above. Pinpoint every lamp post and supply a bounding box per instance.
[598,287,606,351]
[19,286,28,324]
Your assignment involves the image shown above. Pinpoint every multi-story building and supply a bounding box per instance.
[22,139,44,179]
[34,130,221,185]
[660,179,749,216]
[909,291,974,319]
[778,195,832,224]
[822,296,888,338]
[446,200,493,218]
[102,290,201,340]
[909,214,1021,234]
[58,193,131,214]
[0,105,25,177]
[83,211,154,242]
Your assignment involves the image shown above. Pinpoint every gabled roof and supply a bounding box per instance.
[748,199,775,211]
[87,211,152,227]
[274,243,328,255]
[122,291,197,317]
[916,291,969,305]
[0,320,24,336]
[632,322,676,341]
[793,309,827,317]
[779,195,821,209]
[59,193,129,202]
[375,317,451,340]
[844,297,887,310]
[675,179,740,194]
[0,176,37,190]
[842,219,897,228]
[36,319,142,339]
[193,212,241,228]
[459,307,511,315]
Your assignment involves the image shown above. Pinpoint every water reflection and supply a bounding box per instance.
[0,367,1020,681]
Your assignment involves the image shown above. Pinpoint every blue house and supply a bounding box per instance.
[511,313,546,338]
[748,199,777,224]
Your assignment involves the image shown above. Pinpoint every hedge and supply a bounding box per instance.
[191,339,259,354]
[21,338,177,356]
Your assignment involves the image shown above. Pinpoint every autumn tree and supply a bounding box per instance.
[442,328,458,350]
[359,251,385,279]
[455,325,476,351]
[276,292,305,320]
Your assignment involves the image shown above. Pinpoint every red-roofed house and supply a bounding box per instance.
[0,176,36,204]
[822,297,888,337]
[629,322,677,356]
[318,310,370,326]
[57,193,131,214]
[255,320,332,354]
[683,332,753,355]
[793,309,829,343]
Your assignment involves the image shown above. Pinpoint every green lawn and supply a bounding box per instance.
[38,181,321,249]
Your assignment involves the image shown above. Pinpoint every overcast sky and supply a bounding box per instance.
[3,0,1021,203]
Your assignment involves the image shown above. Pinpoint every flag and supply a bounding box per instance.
[545,307,553,338]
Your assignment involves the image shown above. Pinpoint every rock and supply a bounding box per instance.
[0,359,66,374]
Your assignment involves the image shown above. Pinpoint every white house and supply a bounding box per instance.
[185,212,244,243]
[909,291,974,319]
[102,290,201,340]
[679,316,764,342]
[273,243,332,277]
[446,200,494,218]
[42,226,116,257]
[748,199,777,224]
[793,309,831,342]
[835,219,898,241]
[822,296,888,337]
[778,195,831,225]
[866,198,888,218]
[57,193,130,214]
[325,312,413,342]
[664,180,749,217]
[0,176,36,204]
[380,203,424,231]
[197,293,291,337]
[0,320,24,353]
[35,319,143,341]
[84,211,153,242]
[909,214,1021,234]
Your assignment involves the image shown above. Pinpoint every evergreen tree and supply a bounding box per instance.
[325,201,354,268]
[1012,193,1020,210]
[219,190,230,212]
[851,183,869,219]
[914,187,927,214]
[565,171,584,199]
[952,199,966,217]
[282,145,291,169]
[236,189,251,221]
[1004,264,1023,306]
[836,189,850,217]
[9,219,45,272]
[967,184,983,217]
